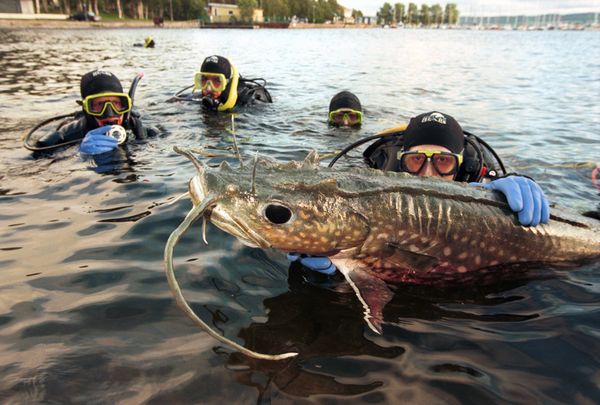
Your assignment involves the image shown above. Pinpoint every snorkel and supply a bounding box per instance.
[123,71,144,127]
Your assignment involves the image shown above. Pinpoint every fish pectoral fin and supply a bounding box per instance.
[331,258,394,334]
[386,242,440,271]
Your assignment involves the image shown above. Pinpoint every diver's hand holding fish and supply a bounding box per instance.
[165,148,600,360]
[471,175,549,226]
[287,253,336,275]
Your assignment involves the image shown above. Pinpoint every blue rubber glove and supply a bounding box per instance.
[80,126,119,155]
[471,176,550,226]
[287,253,336,275]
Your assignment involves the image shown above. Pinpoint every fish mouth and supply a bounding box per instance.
[206,206,271,249]
[190,175,270,248]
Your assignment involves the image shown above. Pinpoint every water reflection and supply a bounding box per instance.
[220,265,553,399]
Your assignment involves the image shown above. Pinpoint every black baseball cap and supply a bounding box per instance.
[403,111,464,154]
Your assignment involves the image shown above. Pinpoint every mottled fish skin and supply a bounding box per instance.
[186,152,600,284]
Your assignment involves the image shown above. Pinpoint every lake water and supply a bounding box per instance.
[0,28,599,404]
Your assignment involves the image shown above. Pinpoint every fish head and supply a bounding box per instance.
[182,149,370,255]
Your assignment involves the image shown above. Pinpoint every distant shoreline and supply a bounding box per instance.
[0,17,378,29]
[0,18,597,31]
[0,18,199,29]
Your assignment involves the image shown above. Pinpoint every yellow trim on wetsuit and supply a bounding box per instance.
[218,64,239,112]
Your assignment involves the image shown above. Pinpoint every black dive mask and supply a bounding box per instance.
[201,95,221,111]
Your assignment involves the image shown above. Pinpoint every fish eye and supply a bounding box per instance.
[263,203,293,225]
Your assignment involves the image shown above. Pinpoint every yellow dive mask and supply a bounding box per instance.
[82,92,132,116]
[398,150,464,176]
[329,108,363,126]
[194,72,228,92]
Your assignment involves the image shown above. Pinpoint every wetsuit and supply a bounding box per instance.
[35,110,156,149]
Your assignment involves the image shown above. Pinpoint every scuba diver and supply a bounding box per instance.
[24,70,156,156]
[133,36,155,48]
[289,111,550,274]
[172,55,272,112]
[328,91,363,128]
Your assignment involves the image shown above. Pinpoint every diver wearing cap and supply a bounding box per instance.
[134,36,155,48]
[173,55,272,111]
[362,113,503,182]
[365,112,549,224]
[28,70,156,155]
[328,91,363,128]
[290,111,551,275]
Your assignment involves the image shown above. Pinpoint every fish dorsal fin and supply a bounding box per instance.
[302,150,321,168]
[277,177,339,194]
[218,160,232,171]
[308,177,338,193]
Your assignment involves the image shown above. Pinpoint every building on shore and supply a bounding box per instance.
[338,6,354,24]
[206,3,264,24]
[0,0,34,13]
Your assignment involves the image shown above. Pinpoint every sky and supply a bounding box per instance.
[342,0,600,17]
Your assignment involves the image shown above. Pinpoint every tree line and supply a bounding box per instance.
[377,2,459,25]
[37,0,457,25]
[37,0,206,21]
[40,0,359,23]
[253,0,348,23]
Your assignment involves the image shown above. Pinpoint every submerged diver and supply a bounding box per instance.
[290,111,550,274]
[172,55,272,111]
[133,36,155,48]
[328,91,363,128]
[25,70,156,155]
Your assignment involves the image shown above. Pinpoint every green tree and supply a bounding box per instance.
[419,3,430,25]
[327,0,341,20]
[407,2,417,25]
[262,0,289,20]
[313,0,336,22]
[238,0,257,22]
[430,3,442,25]
[351,8,362,18]
[444,2,458,24]
[168,0,206,20]
[377,2,393,25]
[393,3,405,24]
[288,0,311,19]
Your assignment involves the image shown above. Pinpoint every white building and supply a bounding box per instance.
[0,0,35,13]
[206,3,263,23]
